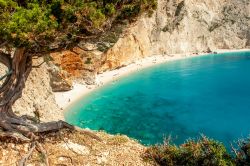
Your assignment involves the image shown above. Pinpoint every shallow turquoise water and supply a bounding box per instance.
[65,51,250,147]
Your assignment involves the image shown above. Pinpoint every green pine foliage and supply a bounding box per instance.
[0,0,157,48]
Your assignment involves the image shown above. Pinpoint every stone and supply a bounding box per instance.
[49,49,98,85]
[61,141,90,155]
[48,64,73,92]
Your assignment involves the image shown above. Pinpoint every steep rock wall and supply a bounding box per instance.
[100,0,250,71]
[33,0,249,85]
[12,58,64,122]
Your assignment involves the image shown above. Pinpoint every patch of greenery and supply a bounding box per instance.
[97,43,109,52]
[84,57,92,64]
[0,0,157,49]
[144,136,250,166]
[104,3,116,16]
[38,152,46,163]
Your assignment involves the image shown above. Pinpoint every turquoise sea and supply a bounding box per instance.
[65,51,250,147]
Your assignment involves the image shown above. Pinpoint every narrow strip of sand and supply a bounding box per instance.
[54,49,250,110]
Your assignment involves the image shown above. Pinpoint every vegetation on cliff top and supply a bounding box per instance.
[144,136,250,166]
[0,0,157,50]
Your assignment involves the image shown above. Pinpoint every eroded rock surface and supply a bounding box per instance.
[12,57,64,122]
[49,47,103,85]
[100,0,250,71]
[48,63,73,92]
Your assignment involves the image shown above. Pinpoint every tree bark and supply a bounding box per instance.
[0,48,74,141]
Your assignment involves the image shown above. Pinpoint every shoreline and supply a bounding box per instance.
[54,49,250,110]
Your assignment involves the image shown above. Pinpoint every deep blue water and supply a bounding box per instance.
[65,51,250,147]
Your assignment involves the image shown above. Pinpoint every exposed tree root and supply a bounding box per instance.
[18,141,50,166]
[0,115,75,142]
[0,109,102,143]
[74,127,103,142]
[18,142,36,166]
[35,141,49,166]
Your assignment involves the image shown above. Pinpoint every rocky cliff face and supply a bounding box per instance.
[36,0,249,85]
[49,46,104,86]
[100,0,250,71]
[12,58,64,122]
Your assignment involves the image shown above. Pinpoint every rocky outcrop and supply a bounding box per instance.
[48,64,73,92]
[12,57,64,122]
[100,0,250,71]
[49,47,104,85]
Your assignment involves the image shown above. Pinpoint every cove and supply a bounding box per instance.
[65,51,250,147]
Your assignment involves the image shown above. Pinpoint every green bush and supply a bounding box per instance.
[89,9,106,28]
[144,136,235,166]
[104,3,116,16]
[84,57,92,64]
[119,4,141,19]
[144,136,250,166]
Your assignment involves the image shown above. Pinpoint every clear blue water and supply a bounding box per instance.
[65,51,250,147]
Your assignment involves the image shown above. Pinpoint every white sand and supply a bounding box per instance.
[54,49,250,109]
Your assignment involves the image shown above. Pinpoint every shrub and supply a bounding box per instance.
[104,3,116,16]
[144,136,235,166]
[89,9,106,28]
[234,138,250,165]
[118,4,141,20]
[84,58,92,64]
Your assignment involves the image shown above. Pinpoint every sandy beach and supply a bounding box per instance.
[54,49,250,110]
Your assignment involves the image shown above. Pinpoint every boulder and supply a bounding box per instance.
[48,64,73,92]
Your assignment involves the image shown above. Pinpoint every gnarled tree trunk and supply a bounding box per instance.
[0,48,73,141]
